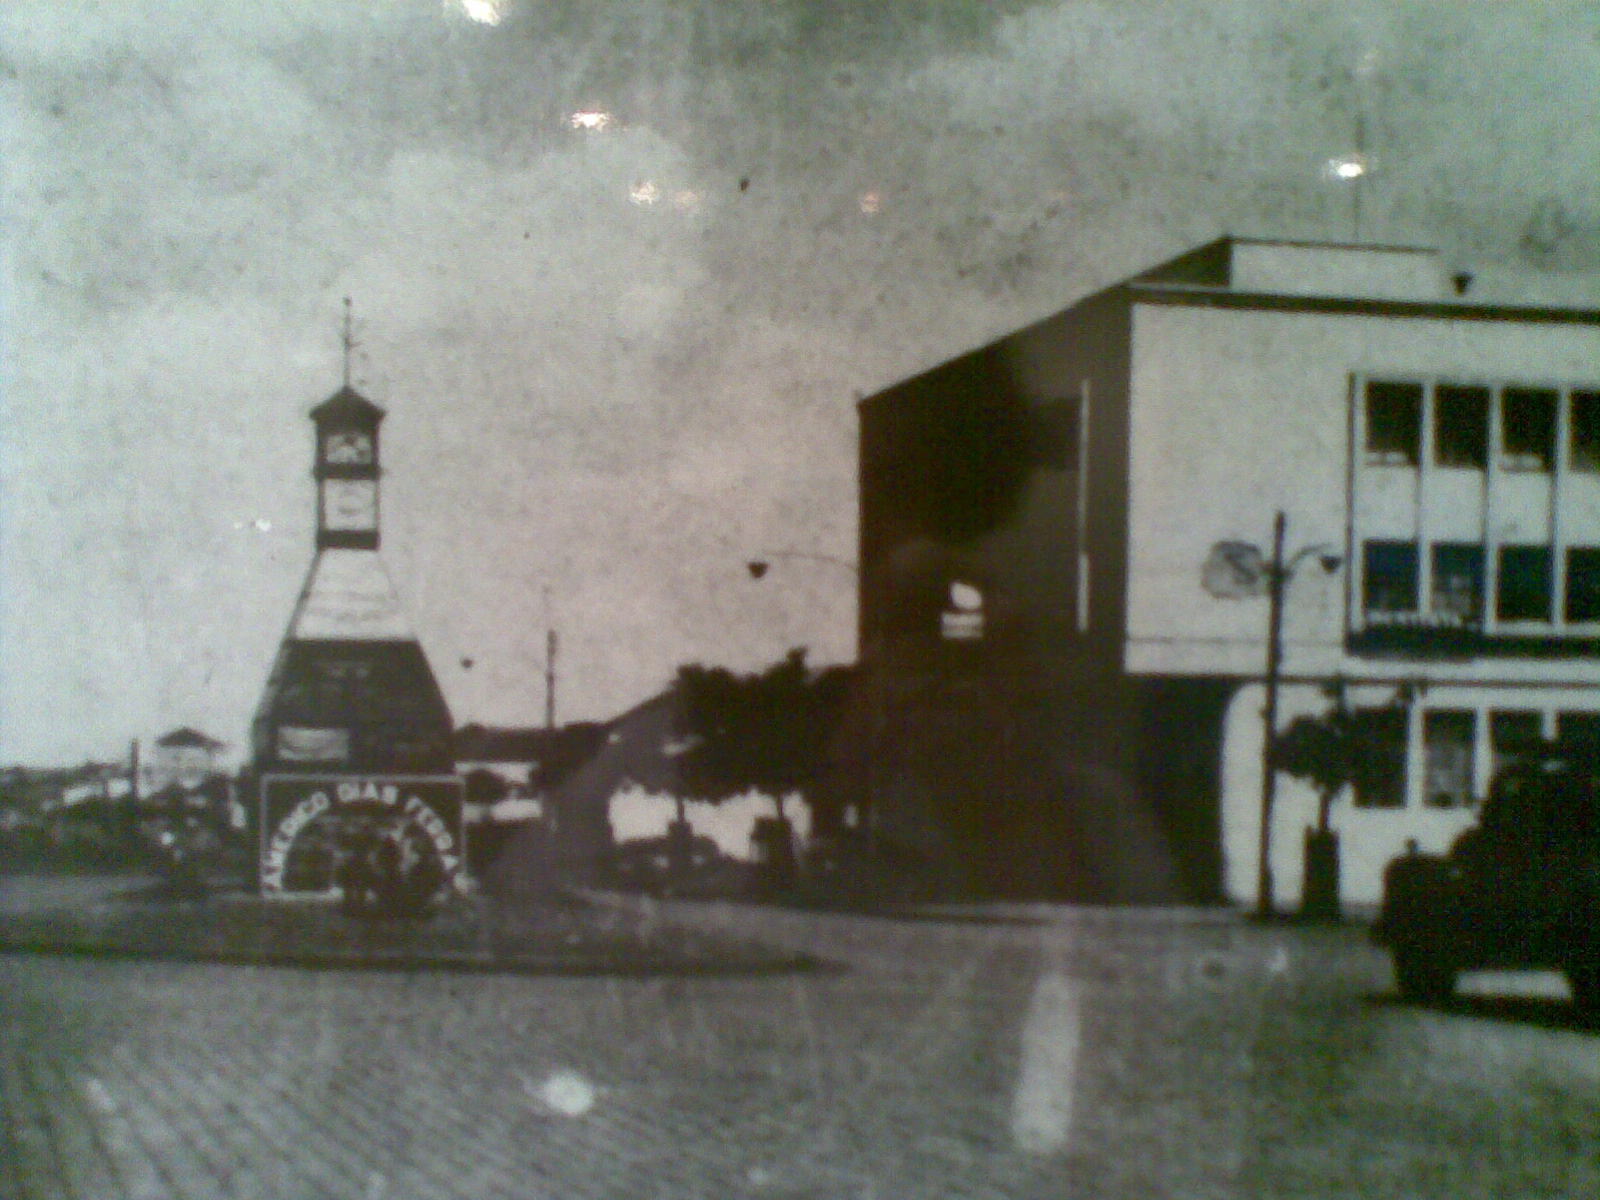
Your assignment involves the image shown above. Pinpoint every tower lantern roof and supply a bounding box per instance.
[310,385,385,429]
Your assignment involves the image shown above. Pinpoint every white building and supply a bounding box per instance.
[857,237,1600,906]
[146,726,225,794]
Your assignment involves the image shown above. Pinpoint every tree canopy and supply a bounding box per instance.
[1271,691,1405,830]
[669,649,851,818]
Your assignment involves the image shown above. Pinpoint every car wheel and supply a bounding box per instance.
[1393,943,1456,1003]
[1566,962,1600,1012]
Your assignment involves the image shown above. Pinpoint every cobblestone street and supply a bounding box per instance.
[4,900,1598,1199]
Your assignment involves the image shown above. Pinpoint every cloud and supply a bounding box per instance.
[5,0,1600,762]
[3,45,355,325]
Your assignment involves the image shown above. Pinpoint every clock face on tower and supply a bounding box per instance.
[322,479,378,531]
[324,431,373,465]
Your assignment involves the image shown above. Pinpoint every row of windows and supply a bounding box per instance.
[1361,541,1600,623]
[1364,379,1600,472]
[1351,709,1600,809]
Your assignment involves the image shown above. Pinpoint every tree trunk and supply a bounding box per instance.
[1317,788,1335,833]
[1301,827,1341,922]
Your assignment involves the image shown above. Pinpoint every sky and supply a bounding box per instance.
[3,0,1599,767]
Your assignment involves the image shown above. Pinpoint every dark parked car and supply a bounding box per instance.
[1372,757,1600,1009]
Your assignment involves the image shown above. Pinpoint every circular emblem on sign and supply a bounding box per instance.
[260,779,462,906]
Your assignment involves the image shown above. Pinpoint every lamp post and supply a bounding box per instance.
[746,552,860,579]
[745,551,877,849]
[1255,511,1342,918]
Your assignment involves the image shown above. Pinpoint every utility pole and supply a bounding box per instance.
[1257,511,1288,919]
[545,628,558,730]
[1208,514,1340,918]
[541,585,557,730]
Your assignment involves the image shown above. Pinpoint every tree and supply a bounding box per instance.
[1271,684,1408,832]
[1270,681,1410,919]
[669,648,849,826]
[1272,713,1356,834]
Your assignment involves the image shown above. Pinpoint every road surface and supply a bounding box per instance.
[2,899,1596,1199]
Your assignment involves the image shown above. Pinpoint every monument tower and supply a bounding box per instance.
[249,312,462,897]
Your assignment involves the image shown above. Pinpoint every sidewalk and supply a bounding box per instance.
[0,869,1380,981]
[0,872,820,977]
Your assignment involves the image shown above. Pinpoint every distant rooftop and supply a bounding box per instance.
[1135,236,1452,302]
[859,235,1600,413]
[155,727,223,750]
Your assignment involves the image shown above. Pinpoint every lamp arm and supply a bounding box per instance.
[750,551,859,576]
[1283,543,1341,578]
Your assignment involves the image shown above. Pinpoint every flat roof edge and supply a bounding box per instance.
[1127,282,1600,324]
[1223,235,1442,256]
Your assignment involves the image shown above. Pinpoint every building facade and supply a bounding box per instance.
[858,237,1600,906]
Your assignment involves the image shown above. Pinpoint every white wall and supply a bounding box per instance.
[1229,242,1447,301]
[1220,682,1465,908]
[149,745,216,791]
[1123,301,1600,686]
[1220,680,1600,907]
[1120,297,1600,908]
[608,786,811,860]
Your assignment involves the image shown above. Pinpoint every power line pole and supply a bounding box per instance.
[1257,510,1288,919]
[545,628,558,730]
[541,585,557,730]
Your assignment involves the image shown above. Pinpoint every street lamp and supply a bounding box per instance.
[1256,511,1342,919]
[746,551,860,580]
[744,551,877,848]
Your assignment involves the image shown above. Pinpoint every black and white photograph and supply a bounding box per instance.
[2,1,1598,1196]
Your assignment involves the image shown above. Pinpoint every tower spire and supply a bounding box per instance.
[341,296,356,388]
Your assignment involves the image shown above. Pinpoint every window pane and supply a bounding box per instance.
[1572,391,1600,472]
[1501,387,1557,470]
[1434,385,1489,468]
[1362,541,1419,614]
[1433,544,1478,620]
[1365,381,1421,466]
[1423,709,1475,808]
[1351,708,1407,809]
[1430,543,1483,622]
[1497,545,1553,621]
[1565,548,1600,622]
[1489,711,1542,787]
